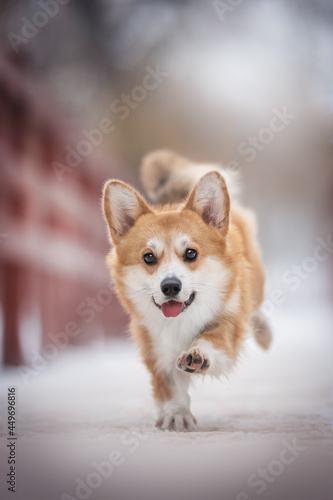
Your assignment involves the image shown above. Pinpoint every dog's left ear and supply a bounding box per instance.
[103,180,153,245]
[183,172,230,235]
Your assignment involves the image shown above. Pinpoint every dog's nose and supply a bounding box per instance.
[160,277,182,297]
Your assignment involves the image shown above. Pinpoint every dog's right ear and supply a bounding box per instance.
[103,180,153,245]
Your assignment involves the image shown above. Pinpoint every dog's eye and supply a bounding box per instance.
[184,249,197,261]
[143,252,157,265]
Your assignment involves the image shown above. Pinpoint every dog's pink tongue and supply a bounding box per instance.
[161,301,183,318]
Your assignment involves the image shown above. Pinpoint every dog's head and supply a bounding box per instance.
[103,172,231,322]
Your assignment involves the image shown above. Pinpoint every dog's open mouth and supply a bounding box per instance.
[153,292,195,318]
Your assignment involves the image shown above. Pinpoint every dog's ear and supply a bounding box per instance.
[183,172,230,234]
[103,180,153,245]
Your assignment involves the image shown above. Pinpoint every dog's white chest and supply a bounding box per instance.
[144,311,206,374]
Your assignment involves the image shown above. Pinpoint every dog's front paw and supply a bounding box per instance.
[156,410,196,432]
[176,346,210,374]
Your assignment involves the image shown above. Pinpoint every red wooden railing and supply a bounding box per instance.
[0,54,130,366]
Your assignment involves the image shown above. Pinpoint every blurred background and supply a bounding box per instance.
[0,0,332,367]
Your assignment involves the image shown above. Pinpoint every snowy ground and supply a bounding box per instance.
[0,300,332,500]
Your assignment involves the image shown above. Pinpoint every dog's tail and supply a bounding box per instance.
[140,149,239,204]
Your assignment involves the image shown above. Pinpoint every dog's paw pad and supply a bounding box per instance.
[176,347,210,374]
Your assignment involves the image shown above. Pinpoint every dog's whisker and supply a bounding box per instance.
[132,287,155,295]
[189,283,222,290]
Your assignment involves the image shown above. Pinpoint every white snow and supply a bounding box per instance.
[0,299,332,500]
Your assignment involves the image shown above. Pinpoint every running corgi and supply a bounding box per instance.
[102,150,271,431]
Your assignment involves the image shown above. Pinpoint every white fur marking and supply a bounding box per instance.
[194,338,234,378]
[107,184,139,233]
[146,237,164,255]
[123,255,230,377]
[194,174,225,227]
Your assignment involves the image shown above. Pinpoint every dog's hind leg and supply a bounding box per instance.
[250,311,272,350]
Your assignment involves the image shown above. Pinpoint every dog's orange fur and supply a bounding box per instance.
[103,151,270,428]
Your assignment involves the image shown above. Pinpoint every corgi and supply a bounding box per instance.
[102,150,271,431]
